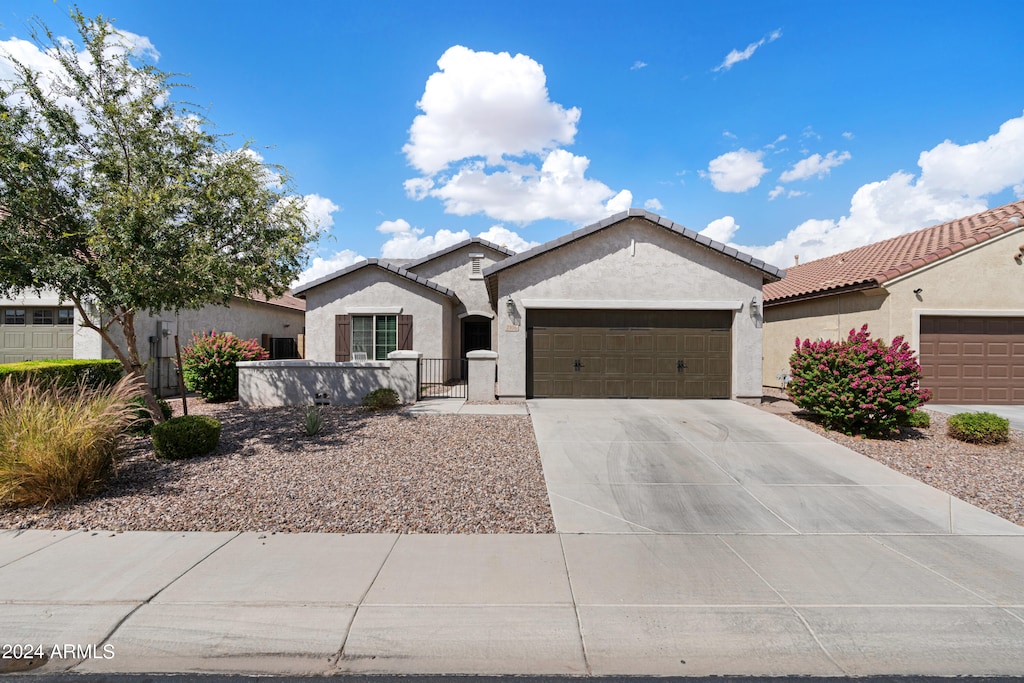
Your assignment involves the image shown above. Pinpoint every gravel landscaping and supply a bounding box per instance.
[0,400,555,533]
[759,391,1024,527]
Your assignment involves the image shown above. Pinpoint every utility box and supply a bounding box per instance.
[157,320,176,358]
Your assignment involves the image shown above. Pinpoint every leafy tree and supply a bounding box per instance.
[0,10,317,420]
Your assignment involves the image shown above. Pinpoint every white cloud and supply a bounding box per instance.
[702,216,741,243]
[768,185,784,200]
[644,198,664,211]
[630,60,648,70]
[842,131,855,139]
[705,148,769,192]
[421,149,633,224]
[723,130,737,139]
[403,45,580,175]
[403,46,631,225]
[293,249,364,287]
[302,194,341,233]
[718,112,1024,267]
[713,29,782,72]
[779,150,851,182]
[917,115,1024,198]
[477,225,542,252]
[374,218,540,258]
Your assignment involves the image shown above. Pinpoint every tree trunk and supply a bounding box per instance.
[76,301,167,424]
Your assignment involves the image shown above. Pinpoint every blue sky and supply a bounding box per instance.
[3,1,1024,285]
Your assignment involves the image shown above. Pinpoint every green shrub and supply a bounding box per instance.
[906,410,931,428]
[128,397,173,435]
[362,387,400,411]
[947,412,1010,445]
[180,331,268,402]
[787,325,931,437]
[0,359,124,389]
[303,404,324,436]
[151,415,222,460]
[0,375,141,507]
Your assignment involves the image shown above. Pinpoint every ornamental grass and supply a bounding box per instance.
[0,375,142,507]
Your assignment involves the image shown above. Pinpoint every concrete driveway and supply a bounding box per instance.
[529,399,1021,534]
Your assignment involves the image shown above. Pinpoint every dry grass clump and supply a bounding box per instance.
[0,375,142,507]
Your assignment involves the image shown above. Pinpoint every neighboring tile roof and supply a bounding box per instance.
[764,200,1024,305]
[403,237,516,271]
[242,290,306,311]
[290,259,459,299]
[482,209,786,281]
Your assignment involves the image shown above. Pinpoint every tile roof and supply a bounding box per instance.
[290,258,459,300]
[764,200,1024,305]
[242,290,306,311]
[403,237,516,271]
[482,209,786,281]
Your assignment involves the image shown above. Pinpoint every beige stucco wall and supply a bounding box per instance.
[406,243,505,357]
[95,297,305,394]
[302,267,452,362]
[492,217,768,399]
[763,228,1024,388]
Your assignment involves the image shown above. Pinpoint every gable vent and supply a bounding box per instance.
[469,253,484,279]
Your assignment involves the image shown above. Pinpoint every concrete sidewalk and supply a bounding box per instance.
[3,527,1024,677]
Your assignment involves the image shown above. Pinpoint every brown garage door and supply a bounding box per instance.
[920,316,1024,404]
[528,309,731,399]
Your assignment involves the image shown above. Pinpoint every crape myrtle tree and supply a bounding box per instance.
[0,10,317,421]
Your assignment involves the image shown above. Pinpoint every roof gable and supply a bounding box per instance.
[483,209,785,282]
[290,259,458,299]
[403,237,515,272]
[764,200,1024,305]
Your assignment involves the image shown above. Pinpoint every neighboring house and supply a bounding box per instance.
[294,209,784,400]
[763,200,1024,405]
[0,289,305,396]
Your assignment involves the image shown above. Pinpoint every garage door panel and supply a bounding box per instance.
[4,331,25,347]
[920,315,1023,405]
[528,310,732,399]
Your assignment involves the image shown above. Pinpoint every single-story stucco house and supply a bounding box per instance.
[763,199,1024,405]
[0,289,305,396]
[292,209,785,401]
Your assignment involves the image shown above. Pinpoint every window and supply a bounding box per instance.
[4,309,25,325]
[352,315,397,360]
[57,308,75,325]
[33,309,54,325]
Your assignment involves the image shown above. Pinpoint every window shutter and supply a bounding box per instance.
[398,315,413,350]
[335,315,351,361]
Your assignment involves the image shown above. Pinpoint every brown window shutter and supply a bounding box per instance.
[335,315,351,361]
[398,315,413,350]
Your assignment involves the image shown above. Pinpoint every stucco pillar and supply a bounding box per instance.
[466,350,498,402]
[387,350,423,404]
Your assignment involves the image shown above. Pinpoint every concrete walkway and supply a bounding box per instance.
[3,400,1024,677]
[928,403,1024,432]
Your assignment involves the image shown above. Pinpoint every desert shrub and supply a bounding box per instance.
[362,387,400,411]
[128,397,173,435]
[180,331,268,402]
[303,404,324,436]
[0,359,123,389]
[947,412,1010,445]
[905,410,931,429]
[787,325,931,437]
[0,374,142,507]
[151,415,222,460]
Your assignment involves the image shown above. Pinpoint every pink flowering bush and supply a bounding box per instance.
[786,325,931,437]
[180,331,268,402]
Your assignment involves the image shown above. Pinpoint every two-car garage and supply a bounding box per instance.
[528,309,732,399]
[919,315,1024,405]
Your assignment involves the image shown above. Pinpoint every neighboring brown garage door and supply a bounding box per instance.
[528,309,731,399]
[920,316,1024,404]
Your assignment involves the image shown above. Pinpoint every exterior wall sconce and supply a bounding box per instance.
[913,288,923,295]
[506,297,516,317]
[749,295,759,320]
